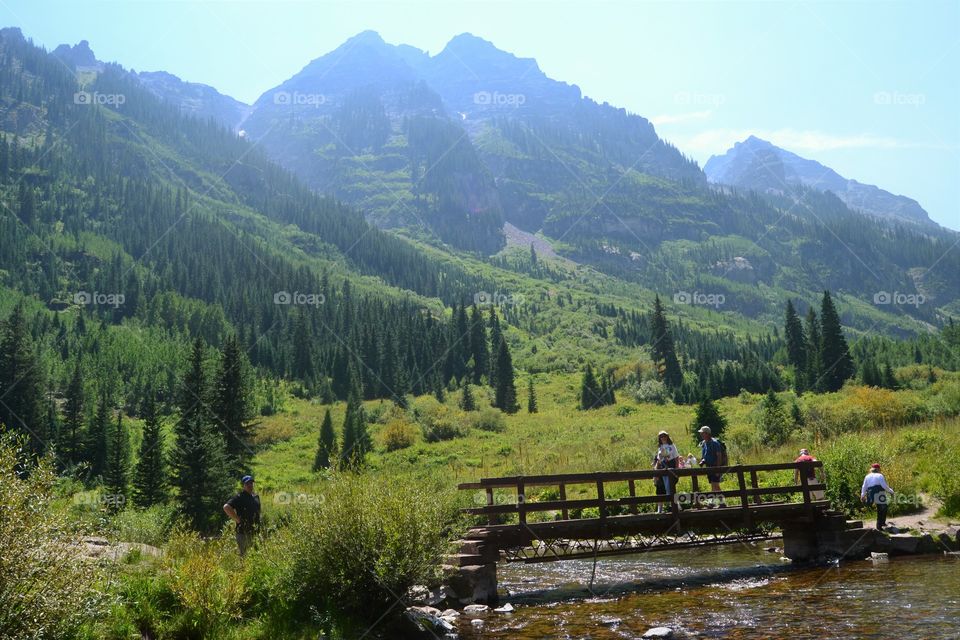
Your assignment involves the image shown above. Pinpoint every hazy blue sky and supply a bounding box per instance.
[3,0,958,228]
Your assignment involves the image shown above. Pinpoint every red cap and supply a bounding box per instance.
[870,463,881,469]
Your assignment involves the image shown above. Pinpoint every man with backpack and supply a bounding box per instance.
[698,426,727,507]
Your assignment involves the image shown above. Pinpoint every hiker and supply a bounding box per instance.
[223,475,261,556]
[860,463,895,530]
[697,426,726,507]
[654,430,680,502]
[794,448,825,500]
[652,431,679,512]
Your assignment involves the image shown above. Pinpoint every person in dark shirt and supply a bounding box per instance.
[698,426,725,507]
[223,475,261,556]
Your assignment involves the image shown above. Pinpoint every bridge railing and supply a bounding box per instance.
[458,461,825,526]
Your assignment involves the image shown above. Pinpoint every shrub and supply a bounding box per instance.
[932,443,960,516]
[250,420,295,448]
[0,436,105,639]
[109,503,179,546]
[161,529,249,638]
[634,379,670,405]
[275,473,459,619]
[382,418,417,451]
[753,390,793,446]
[417,403,468,442]
[468,408,506,433]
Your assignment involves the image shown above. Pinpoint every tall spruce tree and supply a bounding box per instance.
[61,360,85,465]
[172,338,233,532]
[339,389,370,468]
[0,303,47,455]
[804,307,823,392]
[580,364,603,410]
[487,307,502,385]
[459,380,477,412]
[212,334,256,471]
[133,394,167,508]
[819,291,854,392]
[313,408,336,471]
[103,410,130,512]
[469,304,489,384]
[527,378,538,414]
[691,396,728,440]
[784,300,807,376]
[86,389,110,479]
[650,295,683,388]
[493,338,519,414]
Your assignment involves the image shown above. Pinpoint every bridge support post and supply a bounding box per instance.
[444,539,499,605]
[782,512,874,562]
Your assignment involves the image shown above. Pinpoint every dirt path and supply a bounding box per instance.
[885,494,957,533]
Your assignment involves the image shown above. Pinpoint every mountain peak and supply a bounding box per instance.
[52,39,99,69]
[705,136,934,227]
[343,30,387,47]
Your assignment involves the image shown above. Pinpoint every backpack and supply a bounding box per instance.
[715,439,729,467]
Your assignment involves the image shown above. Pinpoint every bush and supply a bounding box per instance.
[0,436,105,639]
[109,503,179,546]
[382,418,417,451]
[634,379,670,405]
[468,408,506,433]
[819,433,919,517]
[417,404,468,442]
[275,473,459,619]
[161,529,249,638]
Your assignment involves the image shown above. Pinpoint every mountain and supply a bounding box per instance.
[236,31,958,327]
[704,135,935,228]
[52,37,250,130]
[240,31,703,253]
[134,70,250,130]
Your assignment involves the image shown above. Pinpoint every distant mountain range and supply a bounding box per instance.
[704,135,935,228]
[7,26,960,331]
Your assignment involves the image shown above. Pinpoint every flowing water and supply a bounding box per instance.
[457,544,960,639]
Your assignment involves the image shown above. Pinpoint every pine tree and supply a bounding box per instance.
[104,410,130,512]
[339,390,370,468]
[133,394,167,508]
[62,360,85,465]
[172,338,233,533]
[212,334,256,471]
[313,408,336,471]
[292,309,315,382]
[0,303,47,455]
[755,389,792,446]
[493,338,519,414]
[819,291,854,392]
[784,299,807,382]
[86,390,110,479]
[804,307,823,392]
[459,380,477,411]
[650,295,683,388]
[882,362,899,390]
[469,304,489,384]
[691,396,728,440]
[580,364,603,410]
[487,307,502,385]
[527,378,538,414]
[861,359,882,387]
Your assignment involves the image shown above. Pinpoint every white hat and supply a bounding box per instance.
[697,425,711,434]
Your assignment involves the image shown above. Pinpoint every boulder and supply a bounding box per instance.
[643,627,675,639]
[937,532,959,552]
[462,604,489,614]
[887,534,920,554]
[404,607,455,635]
[494,603,514,613]
[870,552,889,561]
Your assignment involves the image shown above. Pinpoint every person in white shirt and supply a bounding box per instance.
[860,463,895,530]
[654,430,680,511]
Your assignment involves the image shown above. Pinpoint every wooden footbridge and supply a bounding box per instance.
[445,461,862,603]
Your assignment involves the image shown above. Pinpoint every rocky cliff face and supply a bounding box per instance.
[705,135,935,228]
